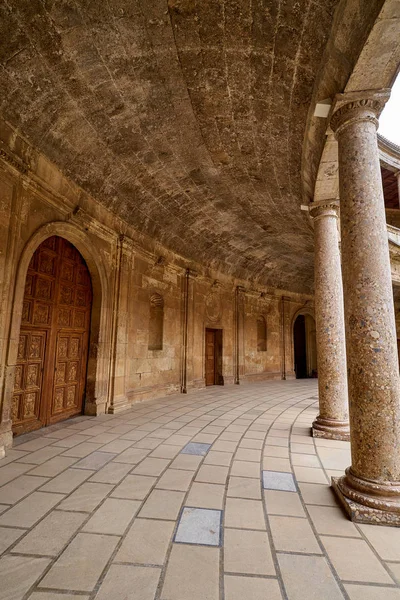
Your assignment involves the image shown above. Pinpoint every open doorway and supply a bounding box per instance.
[205,328,223,385]
[293,314,317,379]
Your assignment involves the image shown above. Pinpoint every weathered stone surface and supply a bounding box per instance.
[310,201,349,440]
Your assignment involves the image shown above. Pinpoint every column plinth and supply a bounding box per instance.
[310,201,349,441]
[330,89,400,525]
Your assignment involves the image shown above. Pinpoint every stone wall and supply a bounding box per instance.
[0,123,313,451]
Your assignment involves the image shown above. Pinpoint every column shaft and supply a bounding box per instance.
[330,90,400,525]
[311,201,349,440]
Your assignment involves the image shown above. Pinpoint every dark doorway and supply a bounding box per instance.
[294,315,307,379]
[205,328,223,385]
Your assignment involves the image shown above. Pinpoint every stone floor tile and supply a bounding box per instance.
[29,594,90,600]
[291,443,316,455]
[186,482,225,509]
[298,482,338,506]
[161,544,220,600]
[321,536,393,584]
[89,461,132,484]
[156,468,194,491]
[170,454,204,470]
[14,438,56,451]
[139,489,185,520]
[40,467,94,493]
[61,442,105,458]
[17,446,65,465]
[149,444,182,459]
[50,433,93,448]
[83,498,140,535]
[344,584,400,600]
[0,449,29,466]
[195,464,229,484]
[181,442,211,456]
[0,462,32,486]
[358,523,400,561]
[119,430,148,441]
[269,515,321,554]
[114,446,150,466]
[72,451,116,470]
[308,505,361,537]
[0,555,51,600]
[263,457,292,472]
[224,575,282,600]
[234,448,261,462]
[317,447,351,470]
[175,507,221,546]
[219,432,243,442]
[111,474,156,500]
[12,510,86,556]
[164,434,192,447]
[191,434,219,444]
[387,563,400,584]
[224,528,275,575]
[27,456,78,477]
[265,437,288,447]
[94,564,161,600]
[230,460,260,478]
[0,475,49,504]
[227,476,261,499]
[239,438,264,450]
[116,518,174,565]
[203,451,233,467]
[58,482,113,512]
[291,453,320,468]
[278,553,345,600]
[263,471,296,492]
[0,491,64,527]
[0,526,25,554]
[40,533,119,592]
[97,439,134,454]
[293,466,327,484]
[224,498,266,530]
[212,440,238,453]
[131,457,170,476]
[244,430,266,440]
[264,490,306,517]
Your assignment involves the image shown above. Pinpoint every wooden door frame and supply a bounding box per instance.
[205,327,224,386]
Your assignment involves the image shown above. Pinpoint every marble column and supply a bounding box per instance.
[330,89,400,525]
[310,200,349,440]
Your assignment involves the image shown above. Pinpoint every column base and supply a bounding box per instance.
[332,471,400,527]
[107,395,131,414]
[311,416,350,441]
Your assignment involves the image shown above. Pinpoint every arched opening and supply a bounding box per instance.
[257,316,267,352]
[293,314,317,379]
[148,293,164,351]
[11,236,92,435]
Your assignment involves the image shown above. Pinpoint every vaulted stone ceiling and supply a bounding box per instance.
[0,0,343,292]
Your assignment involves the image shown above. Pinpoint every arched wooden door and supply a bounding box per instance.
[12,236,92,436]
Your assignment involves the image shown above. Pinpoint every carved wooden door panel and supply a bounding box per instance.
[12,236,92,435]
[205,329,216,386]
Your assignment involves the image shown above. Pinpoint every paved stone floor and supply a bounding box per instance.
[1,380,400,600]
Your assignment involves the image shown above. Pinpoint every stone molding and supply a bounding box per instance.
[330,89,390,136]
[309,199,339,221]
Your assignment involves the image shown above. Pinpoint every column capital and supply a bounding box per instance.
[330,89,390,136]
[309,199,339,220]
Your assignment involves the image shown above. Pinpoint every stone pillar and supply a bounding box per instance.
[330,89,400,525]
[107,235,133,414]
[310,200,349,440]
